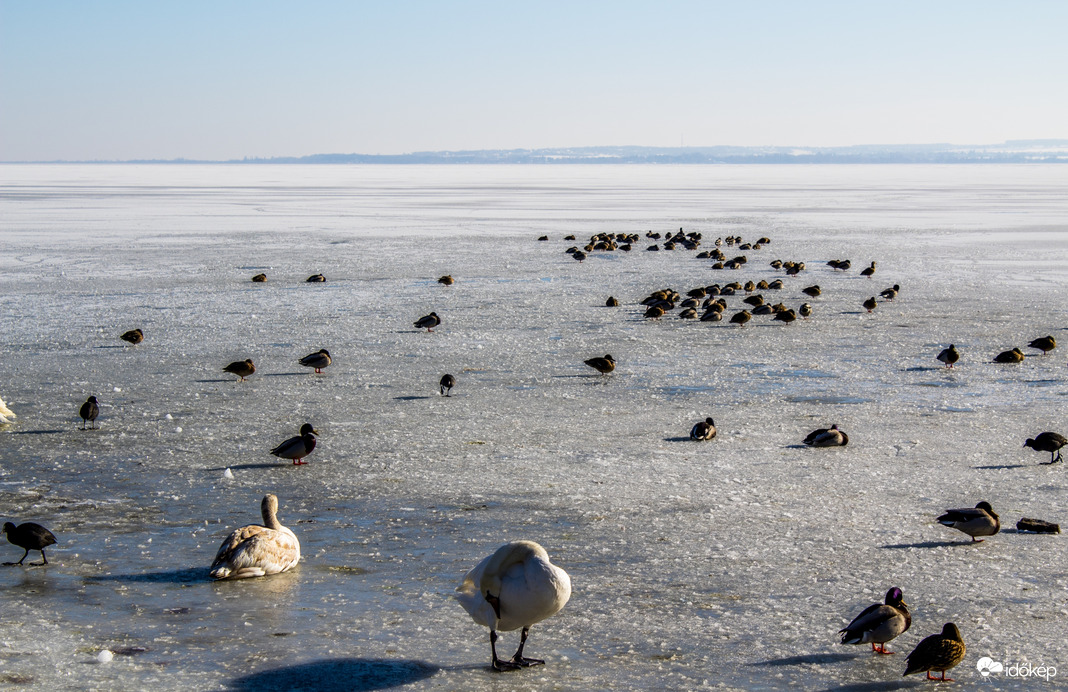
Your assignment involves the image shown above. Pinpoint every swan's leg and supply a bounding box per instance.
[490,630,519,671]
[510,627,545,667]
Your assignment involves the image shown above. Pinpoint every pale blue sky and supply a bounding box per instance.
[1,1,1065,161]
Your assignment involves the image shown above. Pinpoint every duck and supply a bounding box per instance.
[1028,335,1056,354]
[1024,431,1067,464]
[2,521,57,566]
[937,344,959,368]
[862,297,878,313]
[222,359,256,381]
[306,273,326,283]
[644,305,665,320]
[993,347,1024,363]
[456,540,571,671]
[690,417,716,441]
[440,374,456,397]
[801,285,821,298]
[414,312,441,332]
[839,587,911,654]
[729,310,752,327]
[773,309,797,324]
[880,284,900,301]
[937,501,999,542]
[120,328,144,345]
[79,396,99,430]
[860,261,876,278]
[438,275,455,286]
[605,296,620,307]
[251,273,267,282]
[903,623,966,682]
[803,424,848,447]
[799,303,813,319]
[584,354,615,375]
[298,349,331,373]
[209,494,300,580]
[270,423,318,465]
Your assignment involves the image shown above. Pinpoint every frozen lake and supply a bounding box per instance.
[1,164,1066,690]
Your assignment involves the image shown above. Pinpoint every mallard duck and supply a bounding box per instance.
[903,623,966,681]
[120,328,144,344]
[605,296,620,307]
[223,359,256,381]
[644,305,665,319]
[863,297,878,313]
[803,424,848,447]
[438,275,455,286]
[743,294,764,307]
[456,540,571,671]
[679,308,697,319]
[306,273,326,283]
[2,521,57,565]
[993,347,1024,363]
[298,349,331,373]
[729,310,751,326]
[861,261,876,277]
[1028,335,1056,354]
[79,396,99,430]
[799,303,813,319]
[937,344,959,368]
[584,354,615,375]
[937,501,999,542]
[571,251,587,262]
[802,285,821,297]
[271,423,318,465]
[880,284,900,300]
[414,312,441,332]
[839,587,911,654]
[1024,431,1067,464]
[440,374,456,397]
[209,494,300,580]
[251,273,267,282]
[690,417,716,441]
[773,309,797,324]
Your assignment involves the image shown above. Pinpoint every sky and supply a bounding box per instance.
[1,1,1066,161]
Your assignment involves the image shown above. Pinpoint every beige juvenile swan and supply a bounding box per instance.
[209,494,300,580]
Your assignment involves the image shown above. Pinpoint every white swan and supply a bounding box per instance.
[456,540,571,671]
[0,395,15,424]
[209,494,300,580]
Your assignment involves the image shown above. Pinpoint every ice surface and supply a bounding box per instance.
[1,164,1066,690]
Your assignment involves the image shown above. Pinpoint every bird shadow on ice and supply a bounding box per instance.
[9,429,66,436]
[973,463,1029,470]
[229,658,438,692]
[663,436,694,442]
[95,345,129,350]
[751,652,857,667]
[879,540,967,550]
[394,395,431,401]
[208,463,289,471]
[262,372,310,378]
[84,567,207,584]
[818,681,913,691]
[195,378,237,383]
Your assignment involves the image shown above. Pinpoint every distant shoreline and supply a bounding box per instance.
[4,141,1067,165]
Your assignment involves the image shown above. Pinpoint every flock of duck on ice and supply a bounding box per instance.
[2,229,1065,681]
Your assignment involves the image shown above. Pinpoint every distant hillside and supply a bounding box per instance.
[233,142,1068,164]
[17,141,1068,164]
